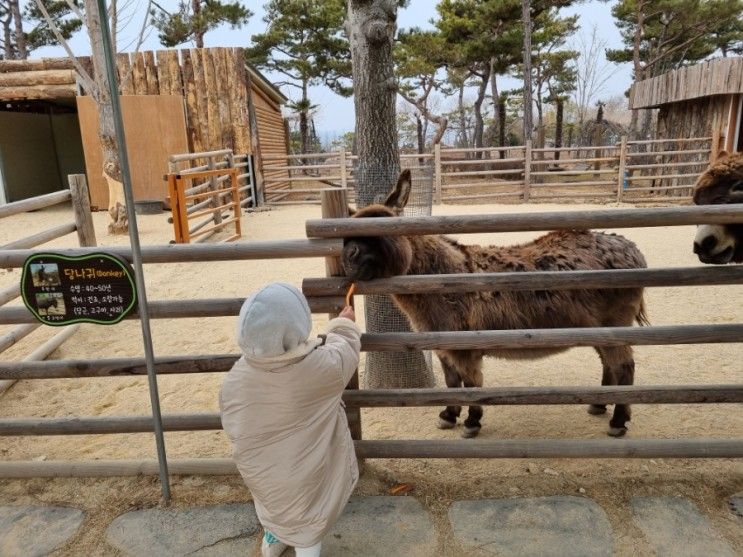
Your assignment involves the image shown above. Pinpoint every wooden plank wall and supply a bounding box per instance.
[631,57,743,109]
[252,86,290,188]
[77,95,189,208]
[115,48,274,158]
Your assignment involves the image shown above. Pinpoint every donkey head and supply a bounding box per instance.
[692,152,743,264]
[342,170,414,281]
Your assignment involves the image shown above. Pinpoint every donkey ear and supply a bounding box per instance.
[384,170,412,212]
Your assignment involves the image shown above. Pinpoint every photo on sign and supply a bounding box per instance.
[30,263,61,287]
[35,292,65,316]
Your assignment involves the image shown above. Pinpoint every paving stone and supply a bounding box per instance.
[105,503,260,556]
[631,497,735,557]
[0,505,84,557]
[449,496,613,557]
[321,496,436,556]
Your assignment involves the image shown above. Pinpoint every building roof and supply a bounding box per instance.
[246,64,288,105]
[630,57,743,109]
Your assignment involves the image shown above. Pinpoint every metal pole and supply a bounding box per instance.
[95,0,171,501]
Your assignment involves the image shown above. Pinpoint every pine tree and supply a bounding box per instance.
[1,0,81,59]
[247,0,350,154]
[151,0,252,49]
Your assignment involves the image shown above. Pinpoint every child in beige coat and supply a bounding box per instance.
[220,283,361,557]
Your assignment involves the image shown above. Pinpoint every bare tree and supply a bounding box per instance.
[572,25,614,128]
[34,0,153,233]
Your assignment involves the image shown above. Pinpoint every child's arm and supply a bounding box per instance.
[317,309,361,386]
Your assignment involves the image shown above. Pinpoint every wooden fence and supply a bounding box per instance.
[259,136,713,206]
[1,196,743,479]
[0,177,96,395]
[166,149,254,243]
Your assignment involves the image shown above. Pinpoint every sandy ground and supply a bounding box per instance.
[1,201,742,555]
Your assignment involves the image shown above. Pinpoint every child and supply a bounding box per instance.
[220,282,361,557]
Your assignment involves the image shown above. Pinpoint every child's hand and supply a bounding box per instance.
[339,305,355,321]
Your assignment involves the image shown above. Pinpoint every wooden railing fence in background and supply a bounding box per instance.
[166,149,254,243]
[259,136,713,206]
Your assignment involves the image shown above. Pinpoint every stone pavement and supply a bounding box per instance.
[1,494,740,556]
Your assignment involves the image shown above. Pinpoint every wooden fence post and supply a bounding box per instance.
[617,136,628,203]
[321,189,361,442]
[434,143,442,204]
[339,149,348,190]
[68,174,97,247]
[523,140,532,202]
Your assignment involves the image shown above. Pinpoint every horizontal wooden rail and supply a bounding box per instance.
[0,239,342,268]
[4,384,742,434]
[627,137,711,145]
[627,149,709,157]
[168,149,231,163]
[1,222,77,250]
[359,324,743,351]
[0,295,345,324]
[0,284,21,307]
[0,323,40,354]
[0,439,740,478]
[0,190,71,219]
[306,205,743,238]
[302,265,743,297]
[354,439,743,459]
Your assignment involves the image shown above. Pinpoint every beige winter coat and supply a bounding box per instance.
[219,317,361,548]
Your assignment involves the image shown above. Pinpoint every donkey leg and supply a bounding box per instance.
[461,358,484,439]
[437,357,462,430]
[587,360,613,416]
[599,346,635,437]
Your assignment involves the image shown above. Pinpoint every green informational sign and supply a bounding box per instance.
[21,252,137,326]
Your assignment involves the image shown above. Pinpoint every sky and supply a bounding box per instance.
[31,0,633,139]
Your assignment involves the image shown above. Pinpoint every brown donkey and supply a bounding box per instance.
[692,151,743,264]
[342,170,649,438]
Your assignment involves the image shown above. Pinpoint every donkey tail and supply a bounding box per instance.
[636,298,650,326]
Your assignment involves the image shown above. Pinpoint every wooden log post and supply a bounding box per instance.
[434,142,442,204]
[68,174,97,247]
[321,189,362,441]
[616,136,628,203]
[523,140,532,201]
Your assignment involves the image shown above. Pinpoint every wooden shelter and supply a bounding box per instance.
[0,48,289,208]
[630,57,743,155]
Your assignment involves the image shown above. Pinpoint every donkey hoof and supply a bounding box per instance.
[607,426,628,437]
[587,404,607,416]
[437,417,456,430]
[461,426,481,438]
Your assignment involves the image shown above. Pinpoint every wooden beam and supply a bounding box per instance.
[305,205,743,238]
[0,190,71,219]
[302,265,743,297]
[0,69,76,87]
[0,239,343,268]
[0,223,77,250]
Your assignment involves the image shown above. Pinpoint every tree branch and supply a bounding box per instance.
[33,0,96,92]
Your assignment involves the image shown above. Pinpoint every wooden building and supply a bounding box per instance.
[0,47,289,207]
[630,57,743,155]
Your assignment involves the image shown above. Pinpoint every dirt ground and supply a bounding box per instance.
[1,201,741,556]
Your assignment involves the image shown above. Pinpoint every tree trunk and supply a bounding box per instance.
[522,0,533,142]
[498,94,507,158]
[2,9,12,59]
[192,0,204,48]
[9,0,26,59]
[488,57,499,146]
[554,98,563,161]
[457,80,468,147]
[347,0,434,389]
[472,64,490,155]
[416,113,424,154]
[85,0,127,234]
[629,0,645,140]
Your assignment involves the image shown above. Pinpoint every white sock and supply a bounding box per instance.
[294,541,322,557]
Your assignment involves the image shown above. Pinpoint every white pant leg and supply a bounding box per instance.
[294,542,322,557]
